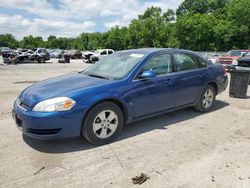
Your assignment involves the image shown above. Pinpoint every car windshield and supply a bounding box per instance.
[95,50,104,53]
[244,52,250,57]
[83,52,145,80]
[227,50,243,56]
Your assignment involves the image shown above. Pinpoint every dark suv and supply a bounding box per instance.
[34,48,50,62]
[231,51,250,84]
[236,52,250,69]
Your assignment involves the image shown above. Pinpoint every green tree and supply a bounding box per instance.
[225,0,250,48]
[0,34,19,48]
[47,35,59,49]
[20,35,45,49]
[174,13,217,51]
[176,0,229,17]
[127,7,175,48]
[105,26,128,50]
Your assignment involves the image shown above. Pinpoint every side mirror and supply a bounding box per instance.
[140,70,157,79]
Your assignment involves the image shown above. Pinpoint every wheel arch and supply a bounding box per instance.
[195,81,218,106]
[207,81,218,95]
[82,98,129,126]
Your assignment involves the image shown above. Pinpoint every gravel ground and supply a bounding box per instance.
[0,59,250,188]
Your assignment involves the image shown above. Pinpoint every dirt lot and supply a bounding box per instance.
[0,59,250,188]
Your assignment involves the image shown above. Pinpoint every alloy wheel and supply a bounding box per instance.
[93,110,118,139]
[202,89,214,108]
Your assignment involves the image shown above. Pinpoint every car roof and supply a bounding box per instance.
[118,48,198,55]
[230,49,249,52]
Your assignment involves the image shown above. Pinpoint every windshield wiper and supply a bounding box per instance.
[87,74,112,80]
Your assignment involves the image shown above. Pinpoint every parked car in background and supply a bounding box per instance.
[2,51,17,64]
[202,53,221,64]
[65,50,82,59]
[14,49,34,55]
[232,51,250,69]
[89,49,114,63]
[34,48,50,62]
[218,50,249,70]
[95,49,114,56]
[50,49,65,58]
[82,50,95,63]
[12,48,228,145]
[47,49,55,57]
[231,52,250,84]
[6,48,50,64]
[0,47,11,55]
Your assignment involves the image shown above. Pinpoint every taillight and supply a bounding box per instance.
[223,67,227,75]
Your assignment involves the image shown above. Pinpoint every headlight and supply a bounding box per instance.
[232,59,238,66]
[32,97,76,112]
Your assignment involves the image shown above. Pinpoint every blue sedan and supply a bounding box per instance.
[12,48,228,145]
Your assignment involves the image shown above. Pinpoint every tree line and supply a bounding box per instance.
[0,0,249,52]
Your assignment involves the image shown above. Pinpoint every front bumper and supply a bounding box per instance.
[12,101,84,140]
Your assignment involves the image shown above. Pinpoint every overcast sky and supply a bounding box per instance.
[0,0,183,40]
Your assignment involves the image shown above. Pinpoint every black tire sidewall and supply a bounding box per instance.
[39,57,45,63]
[82,102,124,145]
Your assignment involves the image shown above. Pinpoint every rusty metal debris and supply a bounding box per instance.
[132,173,150,185]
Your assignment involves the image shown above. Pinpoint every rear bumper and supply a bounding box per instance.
[220,64,231,71]
[12,101,84,140]
[217,75,228,94]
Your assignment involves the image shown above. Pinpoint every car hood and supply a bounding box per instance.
[238,56,250,62]
[19,73,110,107]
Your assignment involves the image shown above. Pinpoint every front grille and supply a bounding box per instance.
[29,128,61,135]
[219,59,232,64]
[238,61,250,67]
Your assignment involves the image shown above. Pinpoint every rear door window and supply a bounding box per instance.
[108,50,113,55]
[100,50,107,55]
[196,57,208,68]
[173,53,200,71]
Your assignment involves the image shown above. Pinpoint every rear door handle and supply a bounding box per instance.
[164,78,175,85]
[199,74,205,79]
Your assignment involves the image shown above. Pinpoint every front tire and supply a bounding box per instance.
[195,85,216,112]
[82,102,124,145]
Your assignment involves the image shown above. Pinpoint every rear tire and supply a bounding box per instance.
[82,102,124,145]
[195,85,216,112]
[38,57,45,63]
